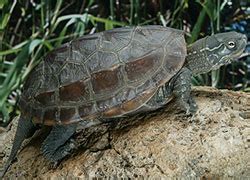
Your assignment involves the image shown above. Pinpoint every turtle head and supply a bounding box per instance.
[186,32,247,74]
[205,32,247,70]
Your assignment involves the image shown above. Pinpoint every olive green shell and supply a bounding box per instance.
[19,25,186,125]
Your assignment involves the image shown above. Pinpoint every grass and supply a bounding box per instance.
[0,0,249,124]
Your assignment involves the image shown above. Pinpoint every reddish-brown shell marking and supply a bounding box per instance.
[20,25,186,125]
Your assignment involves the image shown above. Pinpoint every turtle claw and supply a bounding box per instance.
[49,161,60,169]
[183,97,198,116]
[188,97,198,113]
[187,105,198,116]
[47,139,78,170]
[175,102,198,121]
[52,138,78,162]
[179,99,198,115]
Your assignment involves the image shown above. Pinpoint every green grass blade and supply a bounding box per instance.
[0,40,42,117]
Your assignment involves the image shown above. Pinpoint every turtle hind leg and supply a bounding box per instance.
[172,67,198,115]
[41,123,77,163]
[0,116,36,178]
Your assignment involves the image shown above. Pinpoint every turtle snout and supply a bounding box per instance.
[242,34,247,44]
[238,33,247,50]
[231,33,247,59]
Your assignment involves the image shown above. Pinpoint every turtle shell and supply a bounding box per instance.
[19,25,186,126]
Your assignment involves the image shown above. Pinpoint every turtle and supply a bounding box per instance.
[1,25,247,177]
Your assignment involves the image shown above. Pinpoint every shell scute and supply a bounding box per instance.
[164,35,186,57]
[86,51,119,72]
[124,49,163,82]
[73,34,100,57]
[100,27,134,51]
[132,26,171,46]
[91,65,123,94]
[39,74,59,93]
[163,54,185,73]
[60,108,78,124]
[136,79,153,94]
[118,40,151,62]
[59,62,89,85]
[43,108,59,123]
[59,80,90,102]
[35,91,55,106]
[78,104,96,119]
[32,108,43,122]
[50,44,70,62]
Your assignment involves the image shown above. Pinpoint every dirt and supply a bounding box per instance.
[0,86,249,179]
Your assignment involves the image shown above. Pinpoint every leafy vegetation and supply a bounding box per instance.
[0,0,249,124]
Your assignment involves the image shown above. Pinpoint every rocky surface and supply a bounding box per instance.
[0,86,250,179]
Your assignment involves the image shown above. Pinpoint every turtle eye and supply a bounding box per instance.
[227,41,236,49]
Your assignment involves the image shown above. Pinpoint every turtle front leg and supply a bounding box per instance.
[172,67,197,115]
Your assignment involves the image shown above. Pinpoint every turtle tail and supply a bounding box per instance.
[0,116,36,178]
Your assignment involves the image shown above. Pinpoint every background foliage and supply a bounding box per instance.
[0,0,249,124]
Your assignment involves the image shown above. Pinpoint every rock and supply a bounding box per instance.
[0,86,249,179]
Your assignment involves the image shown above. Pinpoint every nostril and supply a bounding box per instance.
[242,34,247,42]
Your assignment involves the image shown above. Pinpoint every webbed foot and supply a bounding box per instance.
[41,123,77,163]
[47,138,78,169]
[52,138,78,162]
